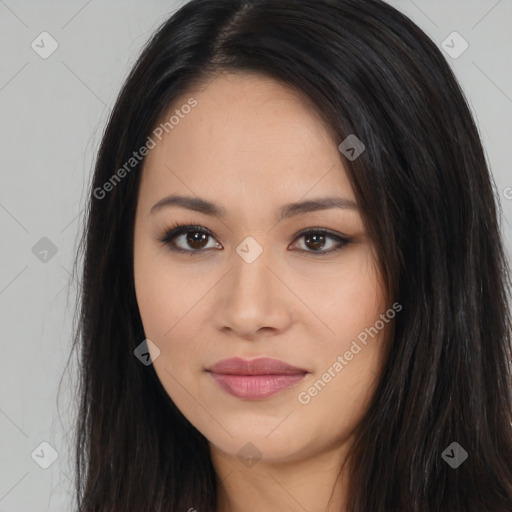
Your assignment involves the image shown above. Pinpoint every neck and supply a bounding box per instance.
[211,441,352,512]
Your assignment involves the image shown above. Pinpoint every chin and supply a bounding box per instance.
[205,424,312,464]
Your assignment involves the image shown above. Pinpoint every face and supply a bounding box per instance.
[133,72,390,465]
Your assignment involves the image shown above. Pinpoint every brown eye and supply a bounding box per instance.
[160,224,222,253]
[304,232,327,251]
[291,228,350,255]
[185,231,209,250]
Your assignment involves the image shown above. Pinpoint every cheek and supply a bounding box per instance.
[133,245,212,377]
[292,246,385,342]
[134,241,198,340]
[134,261,173,340]
[292,249,387,415]
[133,248,215,425]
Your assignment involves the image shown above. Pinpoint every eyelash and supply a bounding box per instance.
[157,222,351,256]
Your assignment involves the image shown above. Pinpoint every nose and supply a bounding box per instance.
[213,242,294,340]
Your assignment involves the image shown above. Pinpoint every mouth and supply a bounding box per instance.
[206,357,308,400]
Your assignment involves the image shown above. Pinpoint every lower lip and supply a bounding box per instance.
[208,372,306,399]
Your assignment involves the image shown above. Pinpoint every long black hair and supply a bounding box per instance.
[70,0,512,510]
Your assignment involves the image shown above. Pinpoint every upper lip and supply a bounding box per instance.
[207,357,308,375]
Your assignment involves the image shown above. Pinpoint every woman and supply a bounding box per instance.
[71,0,512,510]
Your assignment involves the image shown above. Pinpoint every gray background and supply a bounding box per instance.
[1,1,511,510]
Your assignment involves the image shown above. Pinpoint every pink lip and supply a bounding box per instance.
[206,357,308,399]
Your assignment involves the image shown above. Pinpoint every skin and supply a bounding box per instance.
[133,72,390,512]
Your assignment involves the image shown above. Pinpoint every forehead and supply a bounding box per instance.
[139,72,355,212]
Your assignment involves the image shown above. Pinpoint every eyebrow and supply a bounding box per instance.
[150,194,358,220]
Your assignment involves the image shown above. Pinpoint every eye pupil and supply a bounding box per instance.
[305,233,325,251]
[187,231,208,249]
